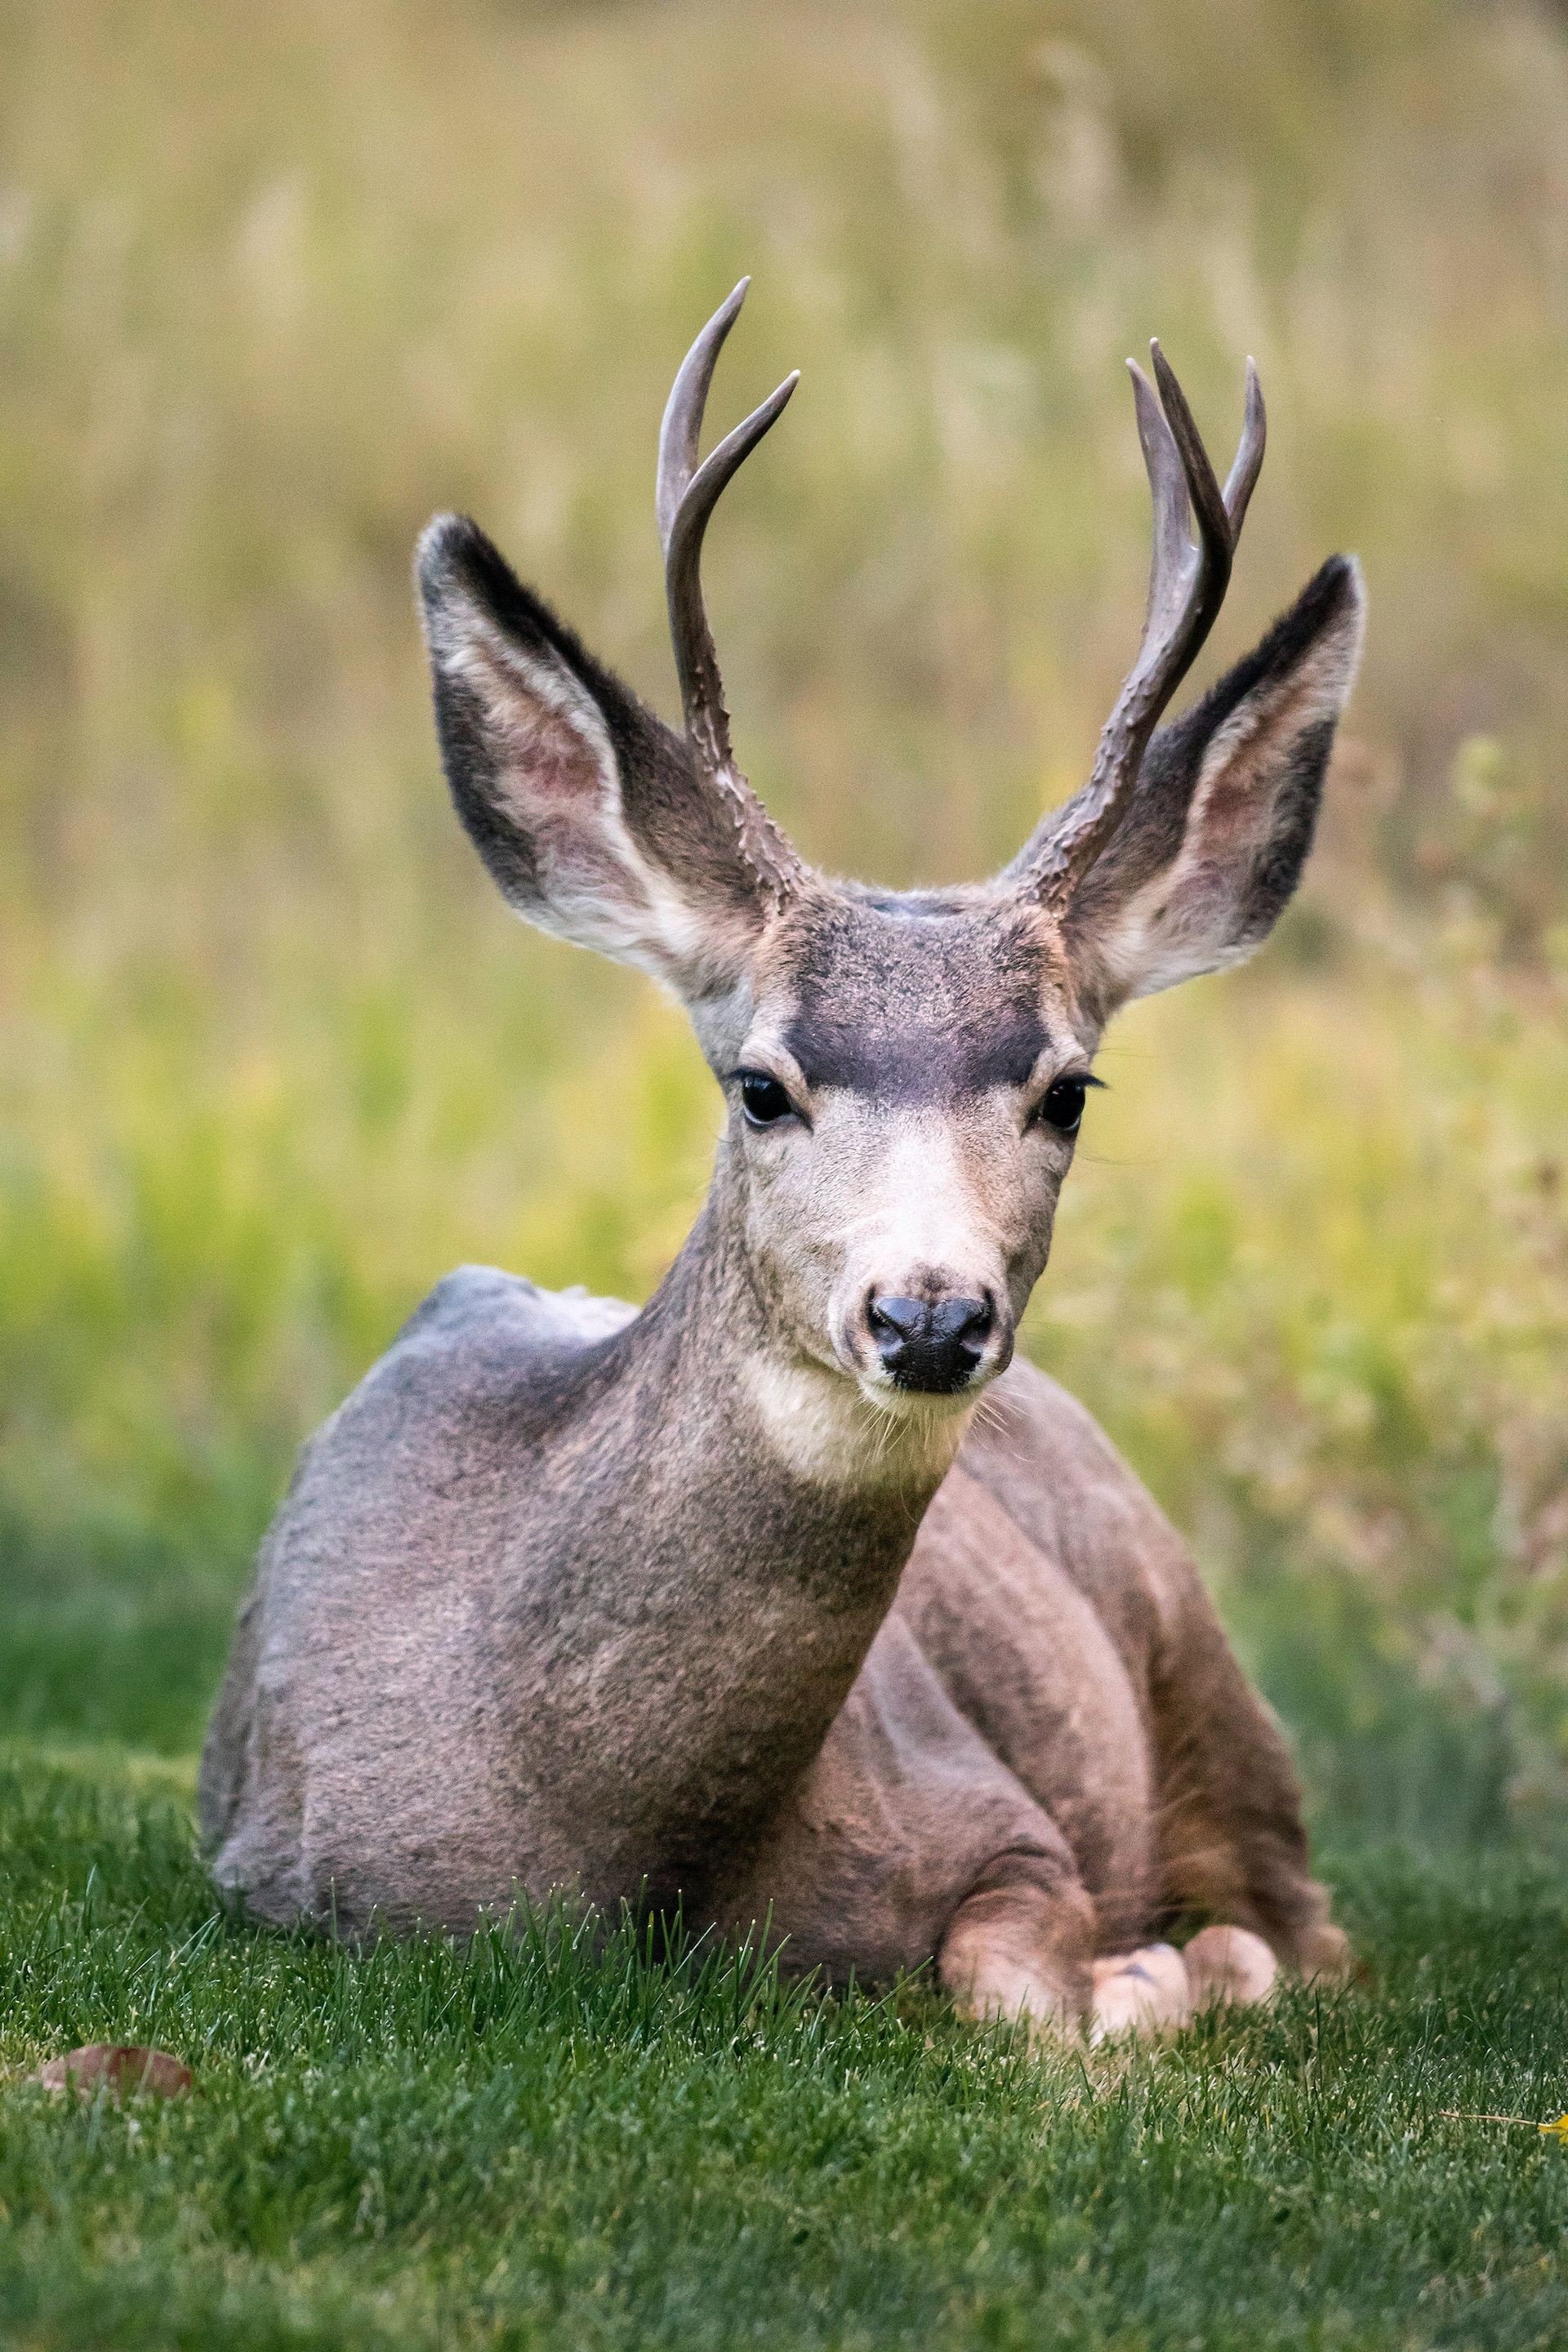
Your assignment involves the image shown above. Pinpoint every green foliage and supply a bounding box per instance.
[3,1756,1568,2348]
[1,0,1566,1842]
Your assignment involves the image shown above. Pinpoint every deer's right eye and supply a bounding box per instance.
[740,1073,794,1127]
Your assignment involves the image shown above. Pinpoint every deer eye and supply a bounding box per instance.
[1036,1075,1089,1136]
[739,1072,795,1128]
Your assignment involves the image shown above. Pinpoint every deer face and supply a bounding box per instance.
[417,287,1365,1458]
[725,892,1085,1405]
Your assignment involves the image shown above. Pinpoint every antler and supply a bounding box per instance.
[1013,343,1266,907]
[658,281,809,903]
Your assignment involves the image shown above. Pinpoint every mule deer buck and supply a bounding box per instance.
[201,284,1362,2035]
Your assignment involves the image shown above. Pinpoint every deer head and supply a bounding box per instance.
[417,284,1363,1441]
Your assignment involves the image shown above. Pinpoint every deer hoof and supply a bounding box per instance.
[1182,1924,1278,2011]
[1089,1942,1192,2040]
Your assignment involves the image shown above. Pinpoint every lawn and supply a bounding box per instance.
[2,1750,1566,2350]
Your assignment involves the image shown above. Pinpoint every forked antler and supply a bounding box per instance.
[1013,343,1266,907]
[658,281,809,903]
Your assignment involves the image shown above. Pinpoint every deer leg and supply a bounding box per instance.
[938,1859,1097,2034]
[716,1616,1103,2028]
[1150,1601,1350,1985]
[937,1366,1351,1992]
[1085,1923,1281,2034]
[1089,1942,1194,2038]
[941,1877,1214,2041]
[1179,1923,1278,2010]
[722,1616,1227,2044]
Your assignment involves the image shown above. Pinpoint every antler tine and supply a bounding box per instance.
[1019,343,1265,907]
[657,278,747,552]
[1132,358,1193,631]
[657,282,806,902]
[1223,356,1267,537]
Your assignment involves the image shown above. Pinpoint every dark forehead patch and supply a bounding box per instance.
[780,895,1054,1099]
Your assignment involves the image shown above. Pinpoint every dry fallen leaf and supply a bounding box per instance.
[32,2044,193,2099]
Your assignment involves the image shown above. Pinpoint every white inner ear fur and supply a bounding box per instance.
[1099,589,1365,1004]
[443,609,717,991]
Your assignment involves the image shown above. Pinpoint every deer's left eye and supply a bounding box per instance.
[740,1072,794,1127]
[1036,1075,1088,1135]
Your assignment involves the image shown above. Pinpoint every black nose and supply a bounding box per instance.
[866,1292,993,1395]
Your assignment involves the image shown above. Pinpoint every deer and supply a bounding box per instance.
[199,283,1363,2038]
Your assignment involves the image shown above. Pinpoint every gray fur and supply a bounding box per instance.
[201,403,1365,2030]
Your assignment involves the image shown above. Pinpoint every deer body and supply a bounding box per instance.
[202,288,1363,2030]
[202,1272,1327,2008]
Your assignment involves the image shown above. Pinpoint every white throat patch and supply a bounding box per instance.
[742,1350,975,1492]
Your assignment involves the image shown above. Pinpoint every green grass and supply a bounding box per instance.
[2,1752,1567,2350]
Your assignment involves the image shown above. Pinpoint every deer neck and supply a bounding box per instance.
[632,1169,975,1516]
[537,1169,974,1903]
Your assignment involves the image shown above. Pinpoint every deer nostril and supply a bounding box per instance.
[865,1291,994,1394]
[866,1294,925,1343]
[930,1293,993,1351]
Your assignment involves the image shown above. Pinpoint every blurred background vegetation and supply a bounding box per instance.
[1,0,1564,1851]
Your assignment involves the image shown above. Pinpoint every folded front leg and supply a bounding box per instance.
[939,1864,1096,2033]
[713,1615,1095,2007]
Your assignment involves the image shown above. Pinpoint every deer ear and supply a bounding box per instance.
[416,514,767,1002]
[1062,557,1366,1018]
